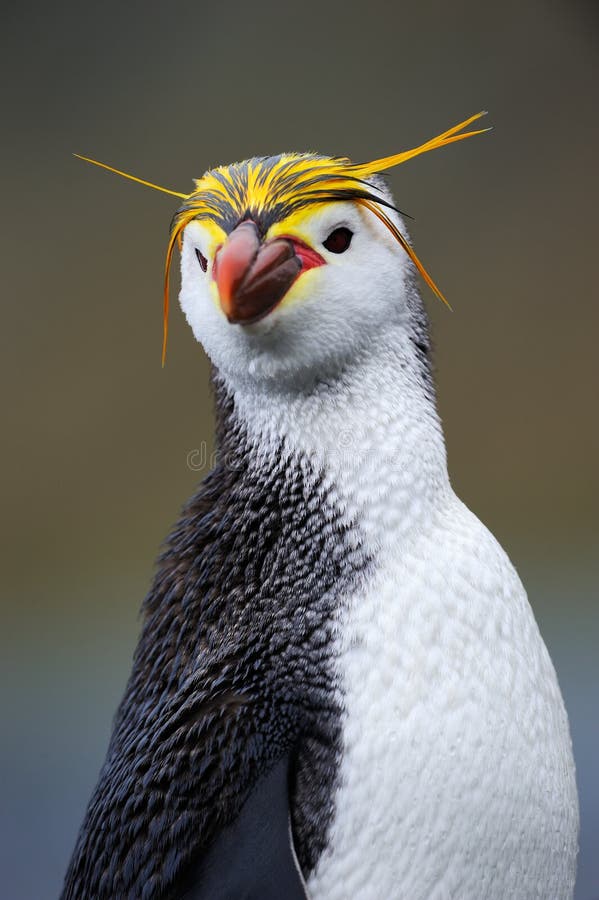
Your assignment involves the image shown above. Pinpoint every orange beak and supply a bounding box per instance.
[213,220,309,324]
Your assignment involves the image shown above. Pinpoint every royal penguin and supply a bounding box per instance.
[63,113,578,899]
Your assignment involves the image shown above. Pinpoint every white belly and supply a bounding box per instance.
[308,498,578,900]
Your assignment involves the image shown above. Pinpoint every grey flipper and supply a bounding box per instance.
[179,756,308,900]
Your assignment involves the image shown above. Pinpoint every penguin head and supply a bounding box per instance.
[178,170,416,388]
[75,113,488,387]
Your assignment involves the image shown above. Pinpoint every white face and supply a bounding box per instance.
[178,194,413,392]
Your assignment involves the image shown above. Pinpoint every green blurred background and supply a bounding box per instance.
[1,0,597,896]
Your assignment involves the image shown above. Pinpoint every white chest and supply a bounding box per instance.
[228,333,578,899]
[307,498,578,900]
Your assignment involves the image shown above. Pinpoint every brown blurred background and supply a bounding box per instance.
[1,0,597,896]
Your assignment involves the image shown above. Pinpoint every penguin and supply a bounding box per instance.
[63,114,579,899]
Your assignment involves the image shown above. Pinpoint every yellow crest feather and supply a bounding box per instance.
[75,112,489,365]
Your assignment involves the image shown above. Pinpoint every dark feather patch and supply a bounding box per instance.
[61,374,370,900]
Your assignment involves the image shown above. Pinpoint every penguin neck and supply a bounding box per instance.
[214,322,451,554]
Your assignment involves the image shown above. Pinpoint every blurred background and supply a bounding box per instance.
[1,0,597,896]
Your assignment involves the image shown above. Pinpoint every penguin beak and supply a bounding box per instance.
[213,220,324,325]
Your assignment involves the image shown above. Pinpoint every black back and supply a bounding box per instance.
[61,380,369,899]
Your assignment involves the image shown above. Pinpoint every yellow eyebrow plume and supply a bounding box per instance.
[357,198,452,310]
[350,111,490,177]
[73,154,187,199]
[74,152,189,365]
[74,111,489,365]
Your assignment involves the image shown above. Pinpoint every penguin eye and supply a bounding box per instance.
[323,227,353,254]
[195,248,208,272]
